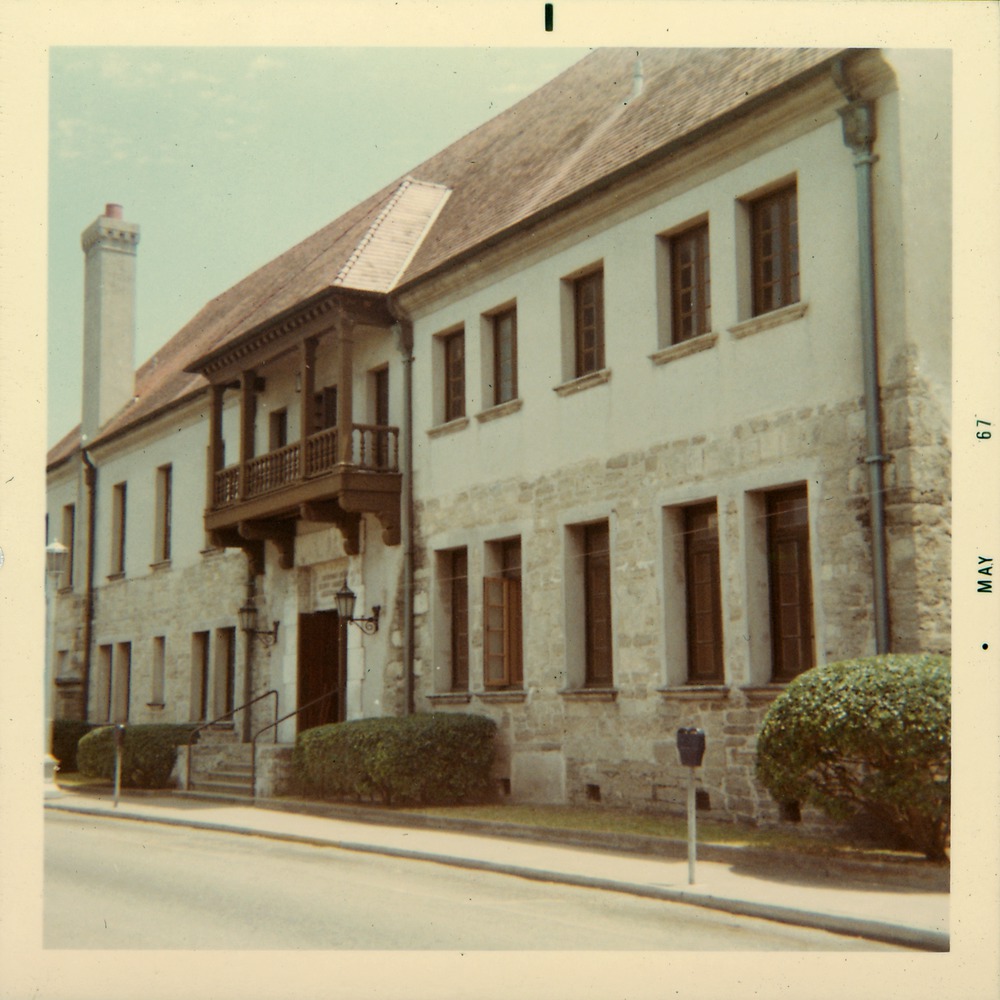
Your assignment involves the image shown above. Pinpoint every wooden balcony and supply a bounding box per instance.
[206,423,401,565]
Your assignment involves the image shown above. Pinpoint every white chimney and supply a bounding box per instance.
[80,203,140,439]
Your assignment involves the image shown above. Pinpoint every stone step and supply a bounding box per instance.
[187,779,255,799]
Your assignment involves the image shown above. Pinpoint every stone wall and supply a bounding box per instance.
[411,377,950,823]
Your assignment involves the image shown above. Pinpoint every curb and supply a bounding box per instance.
[247,795,948,890]
[46,798,948,952]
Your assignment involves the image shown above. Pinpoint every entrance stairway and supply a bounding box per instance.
[186,725,255,798]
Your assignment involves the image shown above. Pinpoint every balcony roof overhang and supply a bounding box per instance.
[185,285,395,384]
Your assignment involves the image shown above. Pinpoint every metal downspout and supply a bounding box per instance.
[835,66,892,653]
[242,570,256,742]
[81,449,97,720]
[389,299,416,716]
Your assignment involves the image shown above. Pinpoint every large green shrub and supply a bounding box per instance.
[77,724,200,789]
[50,720,96,772]
[294,713,497,806]
[756,654,950,860]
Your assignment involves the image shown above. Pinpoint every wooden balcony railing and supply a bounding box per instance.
[211,424,400,510]
[246,441,301,498]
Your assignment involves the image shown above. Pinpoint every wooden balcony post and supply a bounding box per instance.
[336,310,354,465]
[299,337,316,479]
[238,369,256,499]
[207,383,225,507]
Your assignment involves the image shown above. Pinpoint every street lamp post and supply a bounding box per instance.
[45,540,69,797]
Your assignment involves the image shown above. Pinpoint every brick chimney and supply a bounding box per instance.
[80,203,140,440]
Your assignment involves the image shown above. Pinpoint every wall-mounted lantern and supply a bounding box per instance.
[334,578,380,635]
[238,597,280,647]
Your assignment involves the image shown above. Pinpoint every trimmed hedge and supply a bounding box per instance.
[50,720,96,772]
[294,713,497,806]
[756,654,951,860]
[77,723,200,789]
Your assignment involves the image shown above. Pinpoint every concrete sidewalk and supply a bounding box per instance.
[45,790,949,952]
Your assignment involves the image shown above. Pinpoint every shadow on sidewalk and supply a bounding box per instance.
[723,853,950,894]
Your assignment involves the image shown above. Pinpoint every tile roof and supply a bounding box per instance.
[49,46,847,468]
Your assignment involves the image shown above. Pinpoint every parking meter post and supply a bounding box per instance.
[687,766,696,884]
[113,724,124,808]
[676,727,706,886]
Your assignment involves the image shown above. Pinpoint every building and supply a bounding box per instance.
[47,47,951,820]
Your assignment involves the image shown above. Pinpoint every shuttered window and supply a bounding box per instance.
[751,184,799,317]
[684,503,723,682]
[484,539,522,688]
[449,549,469,690]
[766,486,814,681]
[574,270,605,377]
[671,223,711,342]
[583,522,613,687]
[444,330,465,422]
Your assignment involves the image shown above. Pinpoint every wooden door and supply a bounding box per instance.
[297,611,343,733]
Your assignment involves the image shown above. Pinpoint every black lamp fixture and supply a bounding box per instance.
[238,597,279,647]
[334,578,380,635]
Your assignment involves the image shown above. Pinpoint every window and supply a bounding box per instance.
[110,482,127,576]
[670,223,711,342]
[583,522,612,687]
[751,184,799,316]
[313,386,338,431]
[372,367,390,468]
[191,631,210,721]
[269,409,288,451]
[96,644,113,723]
[484,539,522,688]
[766,486,814,681]
[491,308,518,405]
[154,465,172,563]
[215,627,236,719]
[151,636,166,706]
[447,549,469,691]
[112,642,132,723]
[61,504,75,589]
[443,329,465,422]
[574,269,605,377]
[684,504,723,682]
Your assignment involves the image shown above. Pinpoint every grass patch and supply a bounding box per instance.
[391,803,927,861]
[55,770,112,791]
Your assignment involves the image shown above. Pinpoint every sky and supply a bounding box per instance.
[47,46,589,445]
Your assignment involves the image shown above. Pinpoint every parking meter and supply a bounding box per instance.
[676,727,706,884]
[676,727,706,767]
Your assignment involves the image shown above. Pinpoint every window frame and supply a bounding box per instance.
[670,222,712,343]
[191,631,211,722]
[110,482,127,576]
[751,183,800,317]
[154,465,172,564]
[268,409,288,452]
[151,635,166,706]
[61,504,75,589]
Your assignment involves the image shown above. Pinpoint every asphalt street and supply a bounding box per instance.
[45,811,895,951]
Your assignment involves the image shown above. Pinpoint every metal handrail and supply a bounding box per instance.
[184,689,278,791]
[250,688,339,797]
